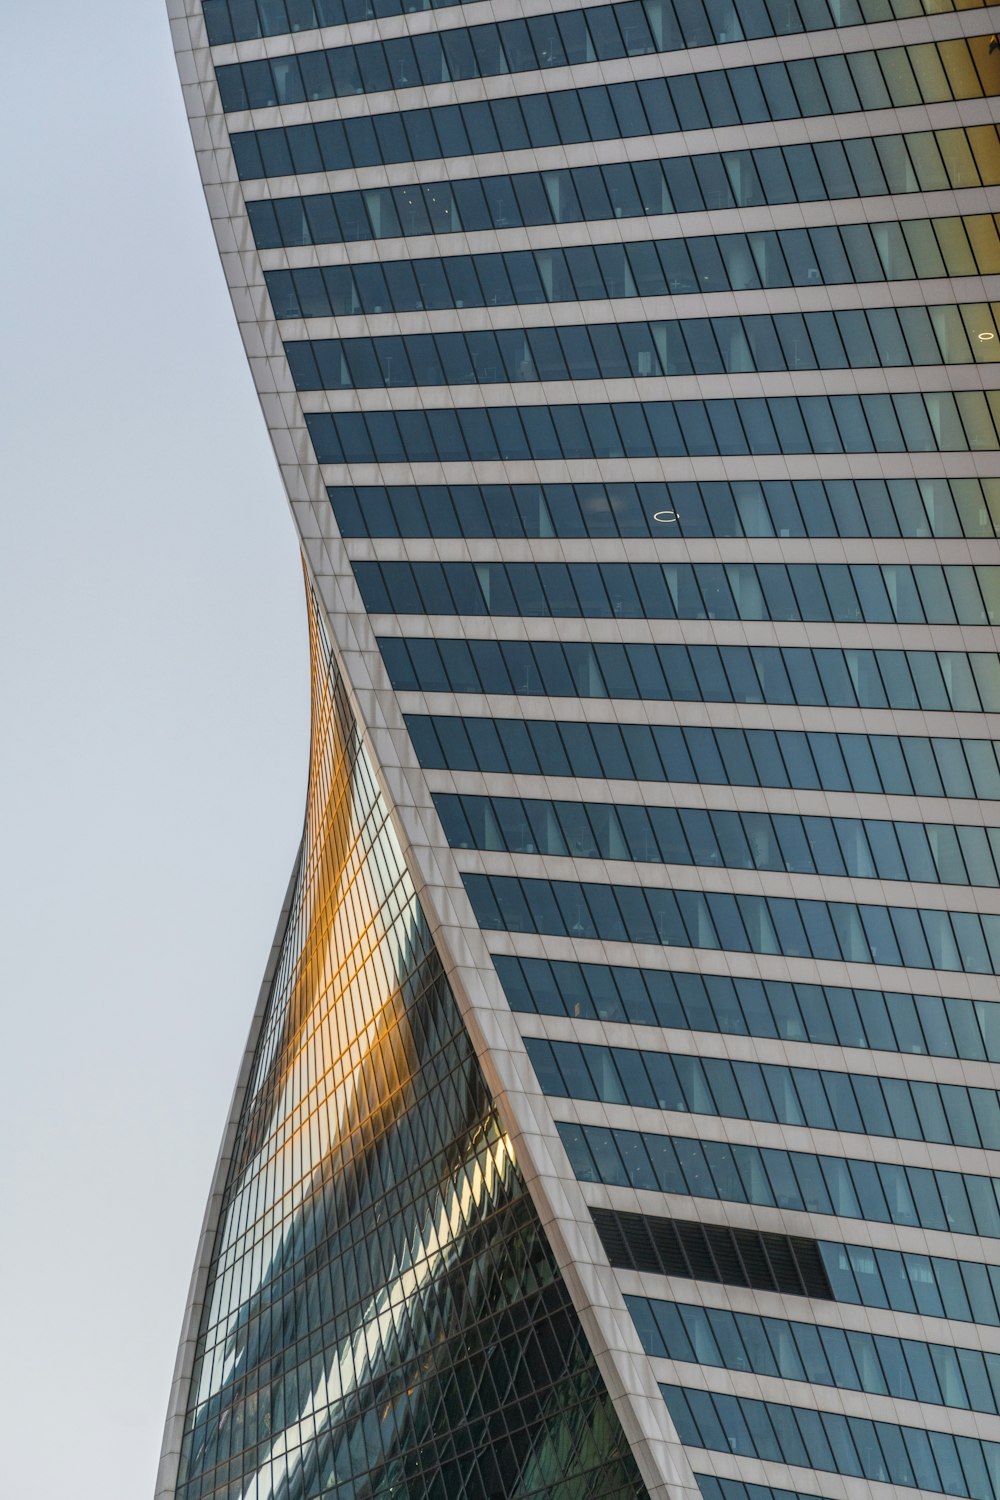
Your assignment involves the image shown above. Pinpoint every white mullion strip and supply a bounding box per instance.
[513,1010,1000,1092]
[421,766,1000,834]
[273,272,1000,339]
[318,450,1000,485]
[555,1095,1000,1178]
[686,1445,952,1500]
[361,610,998,650]
[484,923,1000,1007]
[451,842,1000,916]
[257,184,1000,267]
[343,536,1000,564]
[294,362,1000,408]
[211,0,999,67]
[645,1353,1000,1443]
[220,6,1000,126]
[209,0,562,59]
[610,1267,1000,1356]
[386,688,1000,743]
[235,95,999,197]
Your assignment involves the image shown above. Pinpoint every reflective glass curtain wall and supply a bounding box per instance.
[165,0,1000,1494]
[166,591,647,1500]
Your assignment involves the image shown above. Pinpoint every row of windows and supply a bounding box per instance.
[217,0,995,110]
[663,1383,1000,1500]
[526,1035,1000,1149]
[559,1120,1000,1238]
[381,637,1000,715]
[308,391,1000,468]
[408,713,1000,803]
[438,791,1000,891]
[221,0,680,112]
[329,477,1000,539]
[465,871,1000,974]
[248,125,1000,248]
[233,39,998,179]
[287,303,1000,397]
[203,0,464,46]
[823,1236,1000,1327]
[634,1297,1000,1415]
[356,559,1000,624]
[496,955,1000,1064]
[268,212,1000,322]
[203,0,991,47]
[696,1480,824,1500]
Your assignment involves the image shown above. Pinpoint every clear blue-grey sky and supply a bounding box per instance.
[1,6,308,1496]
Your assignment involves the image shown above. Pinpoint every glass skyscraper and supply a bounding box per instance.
[161,1,1000,1498]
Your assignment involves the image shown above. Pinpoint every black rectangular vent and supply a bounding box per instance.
[591,1207,834,1301]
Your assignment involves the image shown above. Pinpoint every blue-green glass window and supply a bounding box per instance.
[329,478,1000,540]
[465,871,1000,975]
[202,0,997,43]
[635,1297,1000,1414]
[247,126,1000,250]
[223,36,1000,158]
[527,1036,1000,1148]
[559,1122,1000,1240]
[355,558,1000,625]
[308,391,1000,466]
[437,791,1000,891]
[382,638,1000,714]
[663,1384,1000,1500]
[286,300,1000,391]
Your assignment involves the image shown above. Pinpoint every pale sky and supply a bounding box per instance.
[1,6,309,1496]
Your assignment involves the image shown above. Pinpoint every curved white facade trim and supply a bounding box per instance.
[163,1,1000,1497]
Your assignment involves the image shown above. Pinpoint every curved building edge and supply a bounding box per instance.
[162,6,680,1497]
[162,1,1000,1497]
[156,854,302,1500]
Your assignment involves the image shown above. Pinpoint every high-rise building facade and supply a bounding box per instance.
[162,1,1000,1498]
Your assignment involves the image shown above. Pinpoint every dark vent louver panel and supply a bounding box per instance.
[628,1217,664,1276]
[733,1227,775,1291]
[760,1231,803,1295]
[791,1235,838,1299]
[676,1222,719,1283]
[648,1217,689,1279]
[707,1224,750,1288]
[591,1208,834,1301]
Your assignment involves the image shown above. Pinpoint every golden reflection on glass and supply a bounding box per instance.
[177,583,648,1500]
